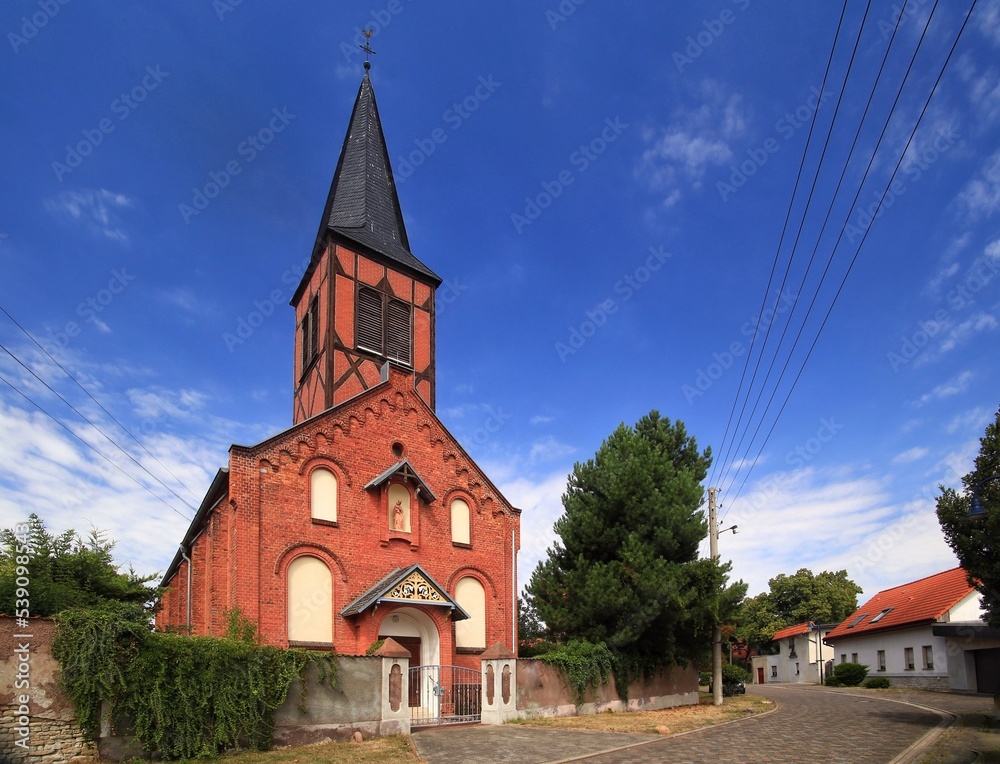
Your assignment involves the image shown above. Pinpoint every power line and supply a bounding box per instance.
[0,371,193,521]
[0,341,198,512]
[720,2,916,508]
[713,0,877,492]
[720,0,978,517]
[708,0,852,491]
[719,0,945,505]
[0,303,202,501]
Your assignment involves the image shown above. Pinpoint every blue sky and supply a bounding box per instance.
[1,1,998,605]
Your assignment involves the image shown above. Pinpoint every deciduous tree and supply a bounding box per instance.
[0,513,159,617]
[936,405,1000,627]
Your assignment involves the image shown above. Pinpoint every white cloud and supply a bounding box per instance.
[44,189,135,243]
[957,150,1000,219]
[637,81,747,205]
[528,436,575,465]
[945,406,992,434]
[715,466,957,599]
[938,312,998,352]
[977,0,1000,45]
[892,446,929,464]
[500,469,569,589]
[915,370,973,405]
[529,415,554,425]
[924,261,960,295]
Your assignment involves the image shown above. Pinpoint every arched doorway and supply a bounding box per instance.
[378,606,440,667]
[378,607,440,709]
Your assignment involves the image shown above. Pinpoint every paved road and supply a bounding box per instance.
[412,685,992,764]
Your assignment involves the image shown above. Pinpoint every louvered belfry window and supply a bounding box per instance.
[357,287,383,353]
[386,299,412,364]
[301,296,320,373]
[356,286,412,365]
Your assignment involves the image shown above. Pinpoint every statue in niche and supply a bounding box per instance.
[392,499,405,530]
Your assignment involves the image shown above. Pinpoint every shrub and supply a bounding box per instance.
[824,675,841,687]
[832,662,869,687]
[537,640,614,705]
[722,663,750,684]
[699,671,712,686]
[864,676,891,689]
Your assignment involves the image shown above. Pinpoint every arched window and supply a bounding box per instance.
[310,468,337,522]
[451,498,470,545]
[388,484,411,532]
[455,576,486,649]
[287,556,332,644]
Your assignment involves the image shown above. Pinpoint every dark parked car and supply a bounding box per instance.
[708,678,746,696]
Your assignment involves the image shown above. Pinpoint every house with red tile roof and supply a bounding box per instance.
[824,567,999,692]
[750,621,835,685]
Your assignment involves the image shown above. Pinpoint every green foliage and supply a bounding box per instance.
[537,640,614,705]
[53,602,336,759]
[518,638,558,658]
[365,639,385,656]
[832,662,868,687]
[527,412,746,693]
[936,405,1000,627]
[864,676,891,689]
[824,675,841,687]
[0,514,159,617]
[722,663,749,684]
[224,607,259,644]
[734,568,862,653]
[518,594,545,643]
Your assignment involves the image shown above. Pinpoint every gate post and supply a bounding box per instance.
[374,638,411,735]
[480,642,517,724]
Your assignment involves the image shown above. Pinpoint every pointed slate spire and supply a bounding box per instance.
[316,72,439,283]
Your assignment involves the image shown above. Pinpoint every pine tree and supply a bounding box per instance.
[936,405,1000,626]
[527,411,745,675]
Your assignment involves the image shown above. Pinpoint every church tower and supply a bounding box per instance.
[290,68,440,425]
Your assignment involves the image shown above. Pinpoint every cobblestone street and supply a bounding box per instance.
[412,686,997,764]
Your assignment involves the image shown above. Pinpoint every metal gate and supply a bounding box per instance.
[409,665,481,727]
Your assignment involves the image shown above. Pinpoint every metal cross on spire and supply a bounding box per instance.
[359,29,376,71]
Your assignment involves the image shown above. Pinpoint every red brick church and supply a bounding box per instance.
[156,66,521,670]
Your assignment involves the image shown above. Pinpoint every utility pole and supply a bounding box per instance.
[709,487,722,707]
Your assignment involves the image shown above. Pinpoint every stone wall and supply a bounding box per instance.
[0,617,98,764]
[515,659,699,718]
[881,674,952,691]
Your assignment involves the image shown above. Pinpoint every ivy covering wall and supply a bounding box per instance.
[53,603,336,759]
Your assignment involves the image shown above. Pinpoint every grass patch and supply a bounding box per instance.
[133,735,422,764]
[507,692,773,735]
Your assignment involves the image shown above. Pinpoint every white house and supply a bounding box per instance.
[824,567,999,693]
[751,622,835,685]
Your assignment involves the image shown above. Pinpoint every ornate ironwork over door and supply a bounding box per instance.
[409,665,481,727]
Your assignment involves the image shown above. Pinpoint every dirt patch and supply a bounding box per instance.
[186,735,422,764]
[507,692,773,735]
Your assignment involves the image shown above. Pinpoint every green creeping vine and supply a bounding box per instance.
[536,640,614,705]
[53,603,336,759]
